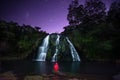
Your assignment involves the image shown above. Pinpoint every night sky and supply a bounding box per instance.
[0,0,112,33]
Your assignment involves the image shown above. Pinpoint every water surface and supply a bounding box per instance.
[0,61,120,76]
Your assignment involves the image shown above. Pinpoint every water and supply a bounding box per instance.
[52,35,60,62]
[36,34,80,62]
[66,37,80,61]
[0,61,120,75]
[36,35,50,61]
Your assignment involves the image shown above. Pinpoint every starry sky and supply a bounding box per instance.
[0,0,112,34]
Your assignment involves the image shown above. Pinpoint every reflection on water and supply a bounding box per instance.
[34,62,46,74]
[0,61,120,75]
[58,62,80,73]
[34,62,53,74]
[71,62,80,73]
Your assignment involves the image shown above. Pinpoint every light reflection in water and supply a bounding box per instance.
[34,61,80,74]
[71,62,80,73]
[34,62,47,74]
[1,61,118,75]
[59,62,80,73]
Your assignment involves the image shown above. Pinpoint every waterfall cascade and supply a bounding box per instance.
[52,35,60,62]
[36,35,50,61]
[35,34,80,62]
[66,37,80,61]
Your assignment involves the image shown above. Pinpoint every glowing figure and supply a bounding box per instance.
[54,62,59,72]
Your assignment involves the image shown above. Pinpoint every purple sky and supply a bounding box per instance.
[0,0,112,33]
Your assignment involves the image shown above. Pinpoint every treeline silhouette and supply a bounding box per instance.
[62,0,120,61]
[0,20,48,60]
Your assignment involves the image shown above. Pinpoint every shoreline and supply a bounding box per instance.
[0,71,114,80]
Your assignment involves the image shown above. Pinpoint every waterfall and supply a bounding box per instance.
[52,35,60,62]
[35,34,80,62]
[66,37,80,61]
[36,35,50,61]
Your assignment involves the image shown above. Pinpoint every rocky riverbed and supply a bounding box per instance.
[0,71,114,80]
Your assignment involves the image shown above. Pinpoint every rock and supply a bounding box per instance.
[24,75,43,80]
[53,71,66,76]
[48,74,54,77]
[69,78,79,80]
[0,71,17,80]
[43,77,50,80]
[41,74,47,77]
[113,74,120,80]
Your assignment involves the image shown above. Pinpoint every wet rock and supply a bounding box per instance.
[0,71,16,80]
[24,75,43,80]
[53,71,66,76]
[113,74,120,80]
[69,78,79,80]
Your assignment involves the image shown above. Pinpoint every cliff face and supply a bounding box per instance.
[49,34,73,61]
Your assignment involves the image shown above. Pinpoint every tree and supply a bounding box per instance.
[83,0,106,24]
[107,0,120,29]
[67,0,79,26]
[35,26,41,31]
[107,0,120,60]
[0,20,48,60]
[76,4,85,24]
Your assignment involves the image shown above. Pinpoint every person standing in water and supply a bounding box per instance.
[53,55,59,72]
[54,62,59,72]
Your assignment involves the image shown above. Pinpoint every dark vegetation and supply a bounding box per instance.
[0,0,120,62]
[0,20,48,60]
[62,0,120,61]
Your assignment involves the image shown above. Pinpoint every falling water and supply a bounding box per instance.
[66,37,80,61]
[36,35,50,61]
[35,34,80,62]
[52,35,60,62]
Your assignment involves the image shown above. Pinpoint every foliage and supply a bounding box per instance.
[67,0,106,26]
[0,20,48,60]
[83,0,106,24]
[67,0,80,25]
[63,0,120,61]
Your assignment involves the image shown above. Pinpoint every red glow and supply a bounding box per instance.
[54,62,59,72]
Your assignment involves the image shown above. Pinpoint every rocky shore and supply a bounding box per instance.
[0,71,114,80]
